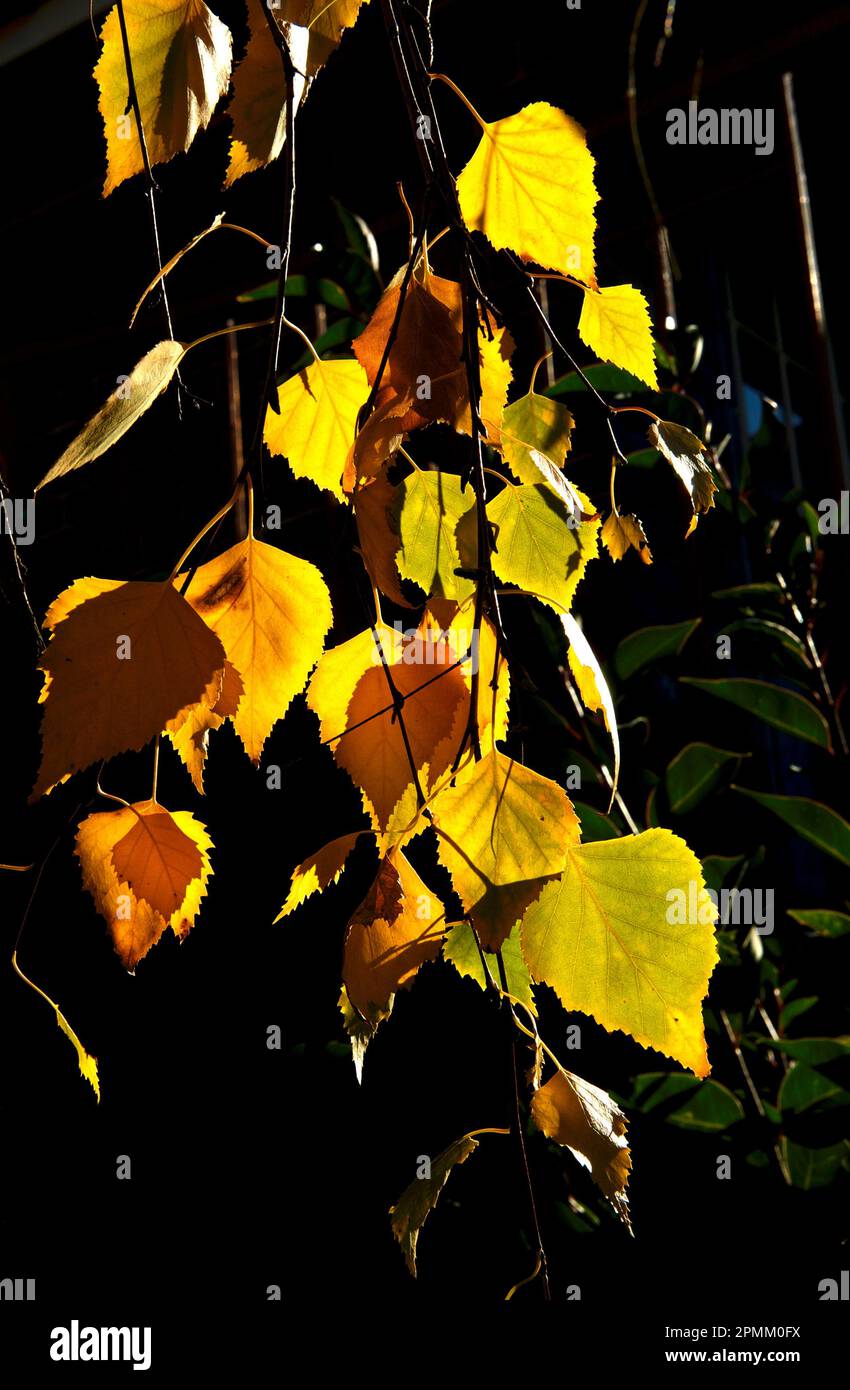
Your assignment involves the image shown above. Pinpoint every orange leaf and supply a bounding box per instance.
[33,580,226,800]
[343,852,445,1013]
[111,803,205,918]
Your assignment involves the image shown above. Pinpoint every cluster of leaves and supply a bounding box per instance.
[10,0,846,1287]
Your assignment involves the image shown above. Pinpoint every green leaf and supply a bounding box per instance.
[711,582,783,605]
[394,469,476,601]
[787,908,850,938]
[544,363,647,396]
[573,802,621,841]
[626,1073,744,1132]
[442,921,535,1011]
[778,1137,850,1189]
[665,743,744,815]
[613,618,701,681]
[780,996,818,1029]
[732,788,850,868]
[761,1037,850,1065]
[681,678,831,750]
[721,618,810,670]
[701,854,746,895]
[238,274,351,311]
[778,1063,849,1116]
[487,482,600,615]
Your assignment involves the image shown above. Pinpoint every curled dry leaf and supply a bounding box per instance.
[389,1134,480,1277]
[37,341,186,489]
[561,611,620,806]
[531,1067,632,1230]
[648,419,718,532]
[167,660,244,793]
[32,579,227,800]
[601,510,653,564]
[95,0,233,196]
[352,469,414,608]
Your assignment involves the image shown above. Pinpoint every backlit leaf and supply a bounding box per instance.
[275,831,362,920]
[389,1133,481,1277]
[522,829,719,1076]
[531,1067,631,1229]
[561,612,619,804]
[181,533,333,763]
[264,356,370,500]
[487,482,600,615]
[578,284,658,390]
[33,580,226,799]
[648,419,717,529]
[442,920,535,1012]
[76,801,213,969]
[601,510,652,565]
[433,749,580,949]
[456,100,599,284]
[224,0,307,185]
[394,469,476,601]
[111,802,204,918]
[95,0,232,196]
[37,341,186,489]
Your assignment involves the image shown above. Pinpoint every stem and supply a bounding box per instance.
[169,479,244,586]
[428,71,487,128]
[496,949,551,1300]
[114,0,182,405]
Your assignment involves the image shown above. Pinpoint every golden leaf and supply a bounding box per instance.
[275,832,363,920]
[343,852,445,1013]
[180,533,332,763]
[456,100,598,283]
[33,580,226,800]
[95,0,232,196]
[531,1067,631,1230]
[111,803,205,918]
[578,285,659,390]
[649,419,718,530]
[601,511,653,565]
[264,356,370,500]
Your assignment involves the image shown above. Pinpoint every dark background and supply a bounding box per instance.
[1,0,848,1371]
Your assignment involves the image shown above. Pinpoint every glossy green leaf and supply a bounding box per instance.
[627,1073,744,1131]
[613,618,701,681]
[681,678,831,750]
[573,802,621,841]
[787,908,850,938]
[701,854,746,895]
[778,1137,850,1189]
[763,1037,850,1065]
[665,742,744,815]
[778,1063,850,1116]
[733,788,850,868]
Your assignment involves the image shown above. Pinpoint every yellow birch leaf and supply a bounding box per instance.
[264,356,370,501]
[275,831,362,920]
[531,1067,631,1229]
[308,621,466,831]
[111,803,204,918]
[33,581,226,800]
[498,389,596,519]
[224,0,307,186]
[561,611,620,805]
[521,829,719,1077]
[343,852,445,1013]
[56,1005,102,1102]
[601,511,653,565]
[37,341,186,489]
[443,921,535,1012]
[578,285,659,390]
[166,660,244,792]
[95,0,232,196]
[456,100,599,284]
[432,749,580,949]
[338,985,391,1083]
[180,533,332,763]
[487,481,600,615]
[394,468,477,602]
[279,0,370,73]
[76,801,213,970]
